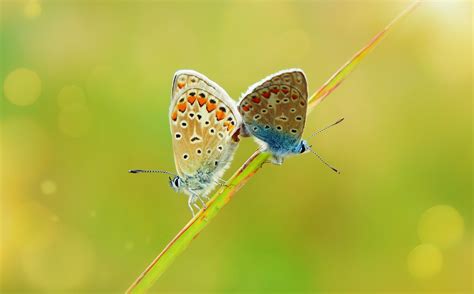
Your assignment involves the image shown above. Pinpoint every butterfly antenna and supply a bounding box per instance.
[128,169,177,176]
[308,118,344,140]
[307,147,341,174]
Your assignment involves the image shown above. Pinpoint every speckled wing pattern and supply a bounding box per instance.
[238,69,308,154]
[169,70,241,180]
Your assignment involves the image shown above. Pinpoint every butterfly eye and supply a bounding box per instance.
[173,177,181,187]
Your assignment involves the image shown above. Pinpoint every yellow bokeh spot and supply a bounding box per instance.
[57,85,86,109]
[24,0,42,19]
[418,205,464,248]
[407,244,443,279]
[58,105,92,138]
[40,180,57,195]
[3,68,42,106]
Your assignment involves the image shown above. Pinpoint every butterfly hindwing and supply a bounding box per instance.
[169,70,241,180]
[238,69,308,154]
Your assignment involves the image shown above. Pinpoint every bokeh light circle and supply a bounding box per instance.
[3,68,42,106]
[418,205,464,248]
[24,0,42,19]
[40,180,57,195]
[407,243,443,279]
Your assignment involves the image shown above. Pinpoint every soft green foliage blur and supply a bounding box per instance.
[1,1,472,293]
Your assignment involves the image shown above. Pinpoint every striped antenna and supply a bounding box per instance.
[307,148,340,174]
[308,118,344,140]
[128,169,177,176]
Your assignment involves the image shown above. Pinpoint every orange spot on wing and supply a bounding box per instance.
[291,94,299,100]
[251,96,261,104]
[206,102,216,112]
[242,105,250,112]
[187,95,196,104]
[177,82,185,89]
[216,110,225,121]
[198,97,207,106]
[262,91,270,98]
[227,124,235,132]
[281,87,289,94]
[178,103,187,112]
[270,87,279,94]
[171,110,178,121]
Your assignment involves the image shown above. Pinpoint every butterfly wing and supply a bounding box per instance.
[169,70,241,185]
[238,69,308,154]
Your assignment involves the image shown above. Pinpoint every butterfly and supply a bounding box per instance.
[238,69,342,171]
[130,70,242,215]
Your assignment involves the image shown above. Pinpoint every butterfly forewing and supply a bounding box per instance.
[169,70,241,178]
[238,69,308,147]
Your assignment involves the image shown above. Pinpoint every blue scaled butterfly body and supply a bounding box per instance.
[238,69,311,164]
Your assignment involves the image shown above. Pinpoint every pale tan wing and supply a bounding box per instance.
[238,69,308,141]
[169,70,240,177]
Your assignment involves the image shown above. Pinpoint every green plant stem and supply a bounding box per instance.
[126,2,420,293]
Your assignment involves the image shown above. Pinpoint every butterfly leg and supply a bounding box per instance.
[187,197,196,217]
[196,195,207,209]
[214,177,230,188]
[270,155,284,165]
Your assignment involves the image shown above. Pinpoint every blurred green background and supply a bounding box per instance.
[1,0,472,293]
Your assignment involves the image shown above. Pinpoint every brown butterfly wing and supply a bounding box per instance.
[169,70,241,178]
[238,69,308,143]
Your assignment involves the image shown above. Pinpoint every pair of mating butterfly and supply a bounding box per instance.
[130,69,343,215]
